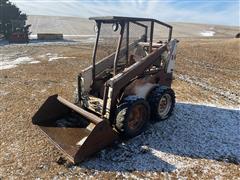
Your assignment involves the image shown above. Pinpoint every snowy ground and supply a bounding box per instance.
[0,41,82,70]
[200,31,216,37]
[0,56,40,70]
[41,102,239,179]
[81,102,240,171]
[0,53,77,70]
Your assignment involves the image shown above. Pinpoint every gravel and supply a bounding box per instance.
[80,102,240,172]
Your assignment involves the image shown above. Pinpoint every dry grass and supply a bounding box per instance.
[174,39,240,106]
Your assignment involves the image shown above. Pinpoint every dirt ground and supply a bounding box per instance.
[0,38,239,179]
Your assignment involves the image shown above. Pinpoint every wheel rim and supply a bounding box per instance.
[158,94,172,118]
[128,104,146,132]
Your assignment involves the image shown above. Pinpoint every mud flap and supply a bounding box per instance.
[32,95,118,163]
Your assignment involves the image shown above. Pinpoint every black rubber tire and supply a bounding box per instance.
[148,86,175,121]
[115,96,150,138]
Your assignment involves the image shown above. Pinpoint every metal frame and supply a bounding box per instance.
[92,22,101,81]
[126,21,130,65]
[90,16,172,83]
[85,16,174,121]
[113,22,125,75]
[149,21,154,53]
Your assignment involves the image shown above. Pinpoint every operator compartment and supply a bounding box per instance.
[79,20,154,110]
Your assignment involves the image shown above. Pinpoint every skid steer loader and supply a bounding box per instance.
[32,16,178,163]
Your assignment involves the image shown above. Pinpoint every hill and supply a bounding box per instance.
[27,15,239,38]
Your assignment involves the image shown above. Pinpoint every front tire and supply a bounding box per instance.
[148,86,175,121]
[115,96,150,138]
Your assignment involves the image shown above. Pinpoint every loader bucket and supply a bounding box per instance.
[32,95,118,163]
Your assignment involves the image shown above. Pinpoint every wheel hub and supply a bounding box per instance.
[128,104,146,131]
[158,94,172,118]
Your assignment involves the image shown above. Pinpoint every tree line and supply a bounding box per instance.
[0,0,30,39]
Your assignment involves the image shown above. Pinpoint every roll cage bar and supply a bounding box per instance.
[89,16,173,79]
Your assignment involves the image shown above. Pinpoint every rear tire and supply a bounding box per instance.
[148,86,175,121]
[115,96,150,138]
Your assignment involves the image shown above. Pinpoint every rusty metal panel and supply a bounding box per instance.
[38,120,118,163]
[74,120,118,163]
[32,95,119,163]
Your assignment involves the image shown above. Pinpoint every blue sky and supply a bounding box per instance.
[11,0,240,26]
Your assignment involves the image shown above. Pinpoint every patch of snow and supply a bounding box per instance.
[29,61,40,64]
[46,53,52,57]
[1,37,95,46]
[48,56,76,62]
[64,35,95,37]
[0,56,39,70]
[79,102,240,172]
[0,64,17,70]
[45,53,76,62]
[200,31,215,37]
[0,90,9,96]
[40,89,47,93]
[29,35,37,39]
[12,57,33,63]
[28,40,80,46]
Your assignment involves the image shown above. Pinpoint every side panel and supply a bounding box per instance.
[108,45,167,90]
[81,67,93,92]
[166,39,178,73]
[107,45,167,121]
